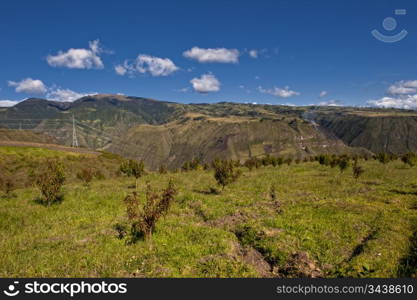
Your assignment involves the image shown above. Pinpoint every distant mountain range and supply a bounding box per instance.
[1,94,417,169]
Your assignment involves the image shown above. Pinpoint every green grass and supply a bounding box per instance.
[1,158,417,277]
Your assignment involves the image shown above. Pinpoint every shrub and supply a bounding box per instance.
[94,169,106,180]
[269,184,281,213]
[181,158,201,172]
[120,159,145,189]
[318,155,331,166]
[338,158,350,173]
[35,160,66,205]
[244,157,261,171]
[375,153,390,164]
[401,153,417,167]
[213,159,242,190]
[159,165,167,174]
[352,162,365,180]
[0,172,16,198]
[76,167,94,186]
[123,180,177,242]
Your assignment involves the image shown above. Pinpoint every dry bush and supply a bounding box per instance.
[35,160,66,205]
[159,165,167,174]
[123,180,178,242]
[352,161,365,180]
[76,167,94,186]
[0,171,16,198]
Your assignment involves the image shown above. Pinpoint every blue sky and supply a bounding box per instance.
[1,0,417,108]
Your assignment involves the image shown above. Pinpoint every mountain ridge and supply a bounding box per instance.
[1,94,416,169]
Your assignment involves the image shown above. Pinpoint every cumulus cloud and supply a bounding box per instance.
[367,95,417,109]
[46,40,104,69]
[46,88,96,102]
[183,47,239,63]
[319,90,328,98]
[0,100,20,107]
[115,54,178,77]
[190,74,220,93]
[8,78,47,94]
[386,80,417,95]
[249,50,258,58]
[367,79,417,109]
[258,86,300,98]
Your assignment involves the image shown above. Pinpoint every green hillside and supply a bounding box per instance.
[110,113,368,170]
[0,146,416,277]
[1,94,417,169]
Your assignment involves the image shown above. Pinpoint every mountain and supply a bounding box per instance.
[0,94,416,169]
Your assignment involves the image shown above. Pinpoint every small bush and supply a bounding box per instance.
[375,153,390,164]
[269,184,281,213]
[159,165,167,174]
[212,159,242,190]
[401,153,417,167]
[244,157,260,171]
[120,159,145,189]
[123,180,177,242]
[352,162,365,180]
[0,172,16,198]
[35,160,66,205]
[338,158,350,173]
[76,167,94,186]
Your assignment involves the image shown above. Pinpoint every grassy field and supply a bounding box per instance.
[0,148,416,277]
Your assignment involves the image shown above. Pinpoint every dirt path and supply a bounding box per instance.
[0,141,100,155]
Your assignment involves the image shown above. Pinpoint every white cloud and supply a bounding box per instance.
[183,47,239,63]
[258,86,300,98]
[367,79,417,109]
[46,88,96,102]
[367,95,417,109]
[319,90,328,98]
[387,80,417,95]
[8,78,47,94]
[249,50,258,58]
[46,40,104,69]
[114,65,127,75]
[316,99,342,106]
[136,55,178,76]
[115,54,178,77]
[0,100,20,107]
[190,74,220,93]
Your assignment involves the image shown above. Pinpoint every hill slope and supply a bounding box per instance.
[1,95,417,168]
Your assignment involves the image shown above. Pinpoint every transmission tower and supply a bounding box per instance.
[72,114,79,147]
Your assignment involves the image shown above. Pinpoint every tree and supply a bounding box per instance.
[35,160,66,205]
[120,159,145,189]
[124,180,177,242]
[212,159,242,190]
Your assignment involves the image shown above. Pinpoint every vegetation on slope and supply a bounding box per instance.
[0,146,416,278]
